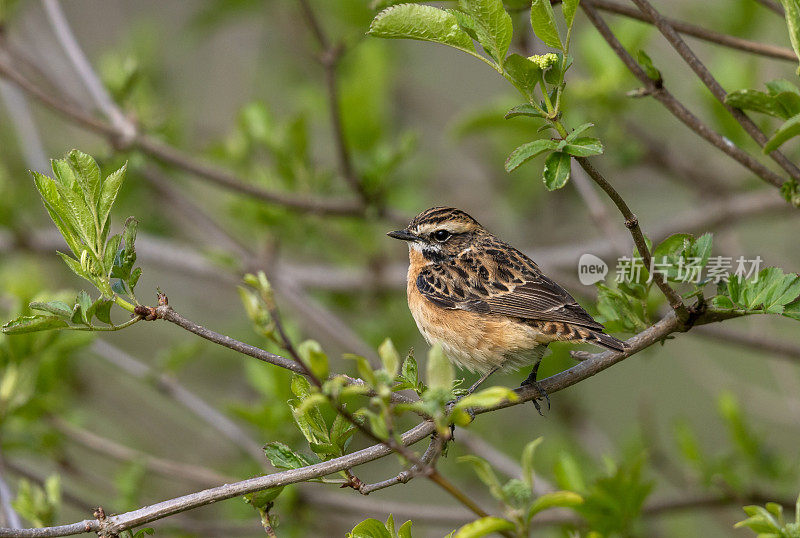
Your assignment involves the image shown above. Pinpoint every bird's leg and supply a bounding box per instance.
[467,367,500,395]
[520,348,550,415]
[447,367,500,440]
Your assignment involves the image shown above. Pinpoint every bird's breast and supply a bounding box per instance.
[405,252,545,373]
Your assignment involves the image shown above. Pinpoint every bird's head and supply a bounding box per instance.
[387,206,485,262]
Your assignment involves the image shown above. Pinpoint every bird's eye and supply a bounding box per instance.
[432,229,451,242]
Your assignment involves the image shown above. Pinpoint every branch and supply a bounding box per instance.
[580,3,788,189]
[50,418,236,488]
[91,340,266,461]
[570,162,628,255]
[297,0,368,203]
[754,0,785,16]
[630,0,800,183]
[584,0,796,62]
[0,56,368,217]
[574,157,689,321]
[693,325,800,364]
[40,0,136,144]
[0,306,697,537]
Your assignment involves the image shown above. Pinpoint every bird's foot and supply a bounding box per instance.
[520,378,550,416]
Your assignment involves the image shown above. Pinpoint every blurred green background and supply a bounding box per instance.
[1,0,799,536]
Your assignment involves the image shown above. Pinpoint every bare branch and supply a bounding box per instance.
[0,56,367,217]
[574,157,689,321]
[51,418,236,488]
[630,0,800,183]
[0,301,754,536]
[754,0,785,16]
[580,3,788,189]
[693,325,800,364]
[570,162,627,255]
[585,0,795,62]
[91,340,266,462]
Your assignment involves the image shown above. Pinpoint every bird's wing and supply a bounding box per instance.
[416,249,605,331]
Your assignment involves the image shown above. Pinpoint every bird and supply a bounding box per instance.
[388,206,626,412]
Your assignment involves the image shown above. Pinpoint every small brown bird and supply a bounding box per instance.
[388,207,625,410]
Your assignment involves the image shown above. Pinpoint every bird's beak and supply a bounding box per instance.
[387,229,419,242]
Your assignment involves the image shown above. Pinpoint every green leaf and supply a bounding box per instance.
[527,491,584,519]
[50,161,96,249]
[93,297,114,324]
[710,295,734,309]
[426,343,453,390]
[637,50,662,82]
[378,338,401,377]
[542,150,571,190]
[764,113,800,153]
[244,486,284,509]
[76,291,92,325]
[262,441,315,470]
[554,452,586,492]
[346,354,377,387]
[98,163,127,229]
[454,386,518,410]
[780,0,800,74]
[57,252,91,282]
[505,139,558,172]
[458,455,504,501]
[783,297,800,321]
[29,300,73,318]
[543,52,572,84]
[565,122,594,141]
[521,437,543,490]
[530,0,563,50]
[31,171,84,257]
[725,89,790,119]
[397,520,413,538]
[68,149,101,208]
[504,103,546,119]
[104,234,122,275]
[562,0,580,30]
[457,0,513,65]
[369,5,477,59]
[2,315,68,334]
[298,340,329,381]
[399,355,419,389]
[504,54,542,99]
[453,516,514,538]
[348,518,392,538]
[562,137,603,157]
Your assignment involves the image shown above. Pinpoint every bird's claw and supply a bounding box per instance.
[520,379,550,416]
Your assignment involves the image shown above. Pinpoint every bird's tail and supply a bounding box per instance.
[585,330,627,352]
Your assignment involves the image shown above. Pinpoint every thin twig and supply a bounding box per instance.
[693,325,800,364]
[266,301,502,528]
[580,3,788,189]
[0,304,748,536]
[0,56,367,216]
[584,0,795,62]
[0,80,49,173]
[297,0,367,202]
[155,306,305,374]
[40,0,136,144]
[630,0,800,183]
[51,418,236,488]
[574,157,689,320]
[570,162,627,255]
[754,0,785,16]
